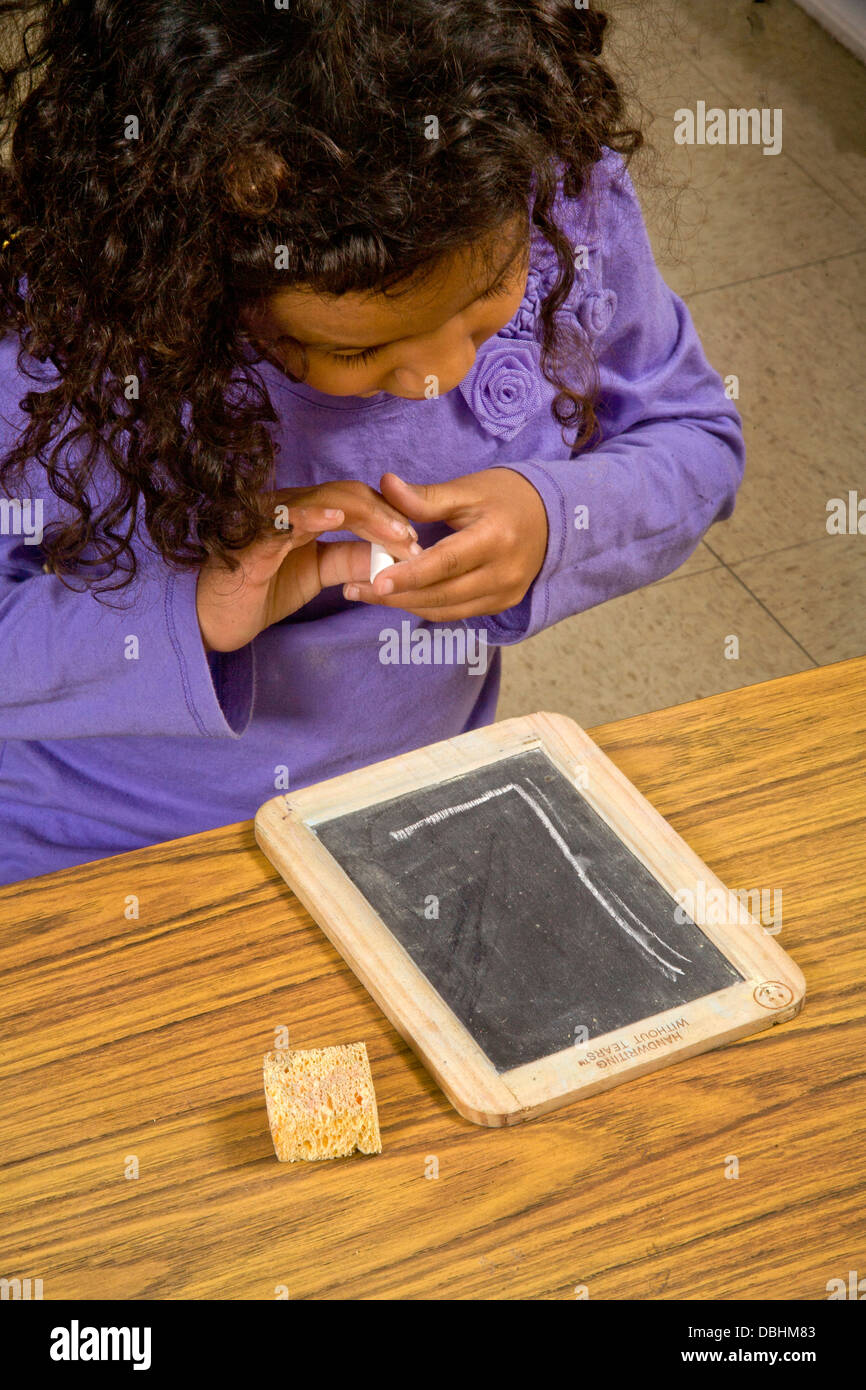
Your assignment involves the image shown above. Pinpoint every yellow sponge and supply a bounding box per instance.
[263,1043,382,1162]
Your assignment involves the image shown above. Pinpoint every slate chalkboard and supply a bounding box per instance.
[316,748,744,1073]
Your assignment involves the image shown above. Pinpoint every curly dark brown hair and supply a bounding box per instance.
[0,0,642,591]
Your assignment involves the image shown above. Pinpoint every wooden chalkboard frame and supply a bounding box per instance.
[254,712,806,1127]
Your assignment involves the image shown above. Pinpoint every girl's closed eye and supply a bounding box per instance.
[477,269,521,301]
[325,263,525,368]
[328,346,381,367]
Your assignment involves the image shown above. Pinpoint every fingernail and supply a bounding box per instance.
[344,585,359,600]
[379,578,394,595]
[409,541,423,555]
[390,519,409,536]
[408,525,418,540]
[324,508,343,520]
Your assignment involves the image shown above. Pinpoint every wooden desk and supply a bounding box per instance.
[2,658,864,1301]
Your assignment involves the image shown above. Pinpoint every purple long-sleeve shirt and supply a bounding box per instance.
[0,151,744,885]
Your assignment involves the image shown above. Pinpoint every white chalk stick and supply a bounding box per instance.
[370,542,396,583]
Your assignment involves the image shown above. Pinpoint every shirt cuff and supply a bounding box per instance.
[165,568,255,736]
[472,460,567,644]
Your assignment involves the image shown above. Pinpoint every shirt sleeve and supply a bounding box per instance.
[476,153,745,645]
[0,519,254,740]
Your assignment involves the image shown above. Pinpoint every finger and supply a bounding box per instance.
[272,482,419,547]
[390,594,506,623]
[379,471,473,524]
[367,530,482,598]
[285,505,345,533]
[331,487,420,549]
[315,539,381,591]
[263,509,345,553]
[222,505,343,570]
[344,564,494,612]
[311,489,421,559]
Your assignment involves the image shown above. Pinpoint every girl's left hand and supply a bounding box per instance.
[342,469,549,621]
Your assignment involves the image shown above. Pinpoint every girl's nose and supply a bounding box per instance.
[392,335,477,395]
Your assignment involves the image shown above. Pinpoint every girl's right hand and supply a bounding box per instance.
[195,480,420,653]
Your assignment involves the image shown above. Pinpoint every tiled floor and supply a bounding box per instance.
[499,0,865,728]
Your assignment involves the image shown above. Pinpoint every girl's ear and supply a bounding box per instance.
[221,145,293,217]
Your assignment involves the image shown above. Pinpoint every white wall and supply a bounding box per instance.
[792,0,866,63]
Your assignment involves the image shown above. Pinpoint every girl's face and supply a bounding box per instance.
[246,217,530,398]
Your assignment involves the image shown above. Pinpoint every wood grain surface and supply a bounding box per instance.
[1,657,864,1301]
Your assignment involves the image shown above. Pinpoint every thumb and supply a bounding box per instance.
[315,538,374,590]
[379,471,465,522]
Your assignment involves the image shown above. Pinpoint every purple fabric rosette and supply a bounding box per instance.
[497,260,548,341]
[576,287,618,338]
[459,341,544,440]
[460,236,617,437]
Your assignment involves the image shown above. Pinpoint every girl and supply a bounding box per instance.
[0,1,744,886]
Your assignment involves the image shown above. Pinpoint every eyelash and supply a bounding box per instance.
[478,271,517,301]
[327,265,520,366]
[328,345,380,367]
